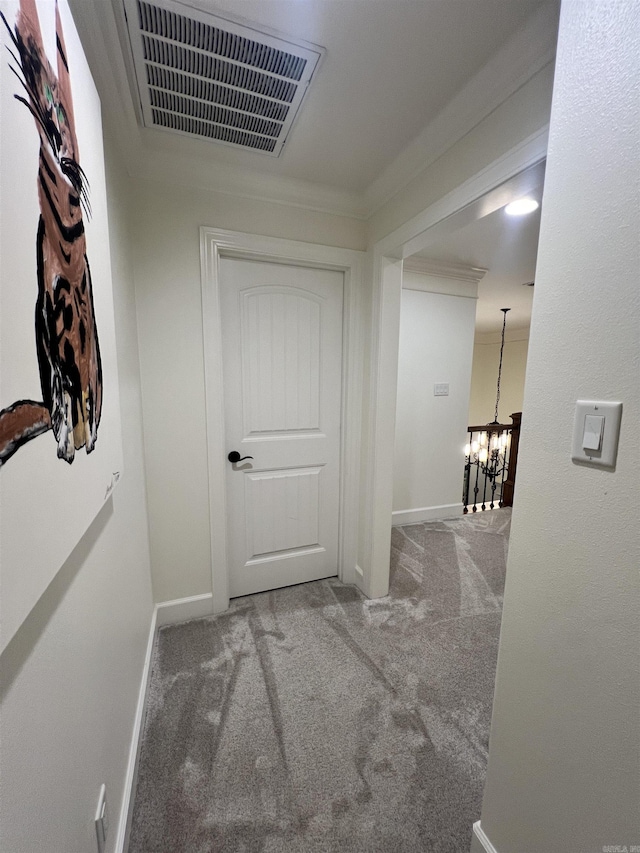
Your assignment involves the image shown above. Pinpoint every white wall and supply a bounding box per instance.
[393,271,477,523]
[468,332,529,425]
[131,179,366,604]
[0,134,154,853]
[473,1,640,850]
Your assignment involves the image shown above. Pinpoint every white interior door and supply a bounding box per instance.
[220,257,343,598]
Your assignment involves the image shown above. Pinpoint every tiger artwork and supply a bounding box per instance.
[0,0,102,468]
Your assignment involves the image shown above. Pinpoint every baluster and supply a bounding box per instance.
[489,430,498,509]
[463,430,472,513]
[463,459,470,513]
[499,429,509,507]
[472,433,480,512]
[481,447,488,512]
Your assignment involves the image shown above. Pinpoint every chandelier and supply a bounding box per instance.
[464,429,510,505]
[463,308,511,511]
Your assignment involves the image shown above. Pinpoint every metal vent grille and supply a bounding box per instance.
[123,0,323,156]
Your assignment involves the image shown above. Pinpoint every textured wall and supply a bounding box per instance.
[475,0,640,849]
[0,134,154,853]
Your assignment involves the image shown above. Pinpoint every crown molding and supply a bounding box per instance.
[128,141,368,219]
[363,0,559,218]
[402,275,478,300]
[403,257,487,282]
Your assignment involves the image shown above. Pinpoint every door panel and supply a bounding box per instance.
[245,466,321,558]
[243,289,321,433]
[220,258,343,598]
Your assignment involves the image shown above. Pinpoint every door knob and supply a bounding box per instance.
[228,451,254,464]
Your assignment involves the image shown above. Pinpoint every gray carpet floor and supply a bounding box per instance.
[128,509,510,853]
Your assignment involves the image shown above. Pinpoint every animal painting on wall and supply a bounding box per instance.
[0,0,102,467]
[0,0,123,652]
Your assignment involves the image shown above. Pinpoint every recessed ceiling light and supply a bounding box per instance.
[505,198,539,216]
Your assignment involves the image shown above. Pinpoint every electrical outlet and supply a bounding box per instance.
[95,784,108,853]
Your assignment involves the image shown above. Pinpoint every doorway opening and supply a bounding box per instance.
[364,137,548,600]
[393,172,543,526]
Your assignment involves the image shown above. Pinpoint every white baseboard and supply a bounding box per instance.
[392,503,463,526]
[115,604,157,853]
[155,592,215,627]
[471,821,499,853]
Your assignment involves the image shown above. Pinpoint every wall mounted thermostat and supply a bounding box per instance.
[571,400,622,468]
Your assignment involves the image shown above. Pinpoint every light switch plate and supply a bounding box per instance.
[434,383,449,396]
[571,400,622,468]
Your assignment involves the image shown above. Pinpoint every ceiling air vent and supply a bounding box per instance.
[122,0,324,156]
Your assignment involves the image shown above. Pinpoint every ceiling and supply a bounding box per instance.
[127,0,545,189]
[68,0,557,334]
[415,187,543,335]
[71,0,558,216]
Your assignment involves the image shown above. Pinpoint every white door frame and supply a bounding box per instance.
[200,228,364,613]
[363,127,549,598]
